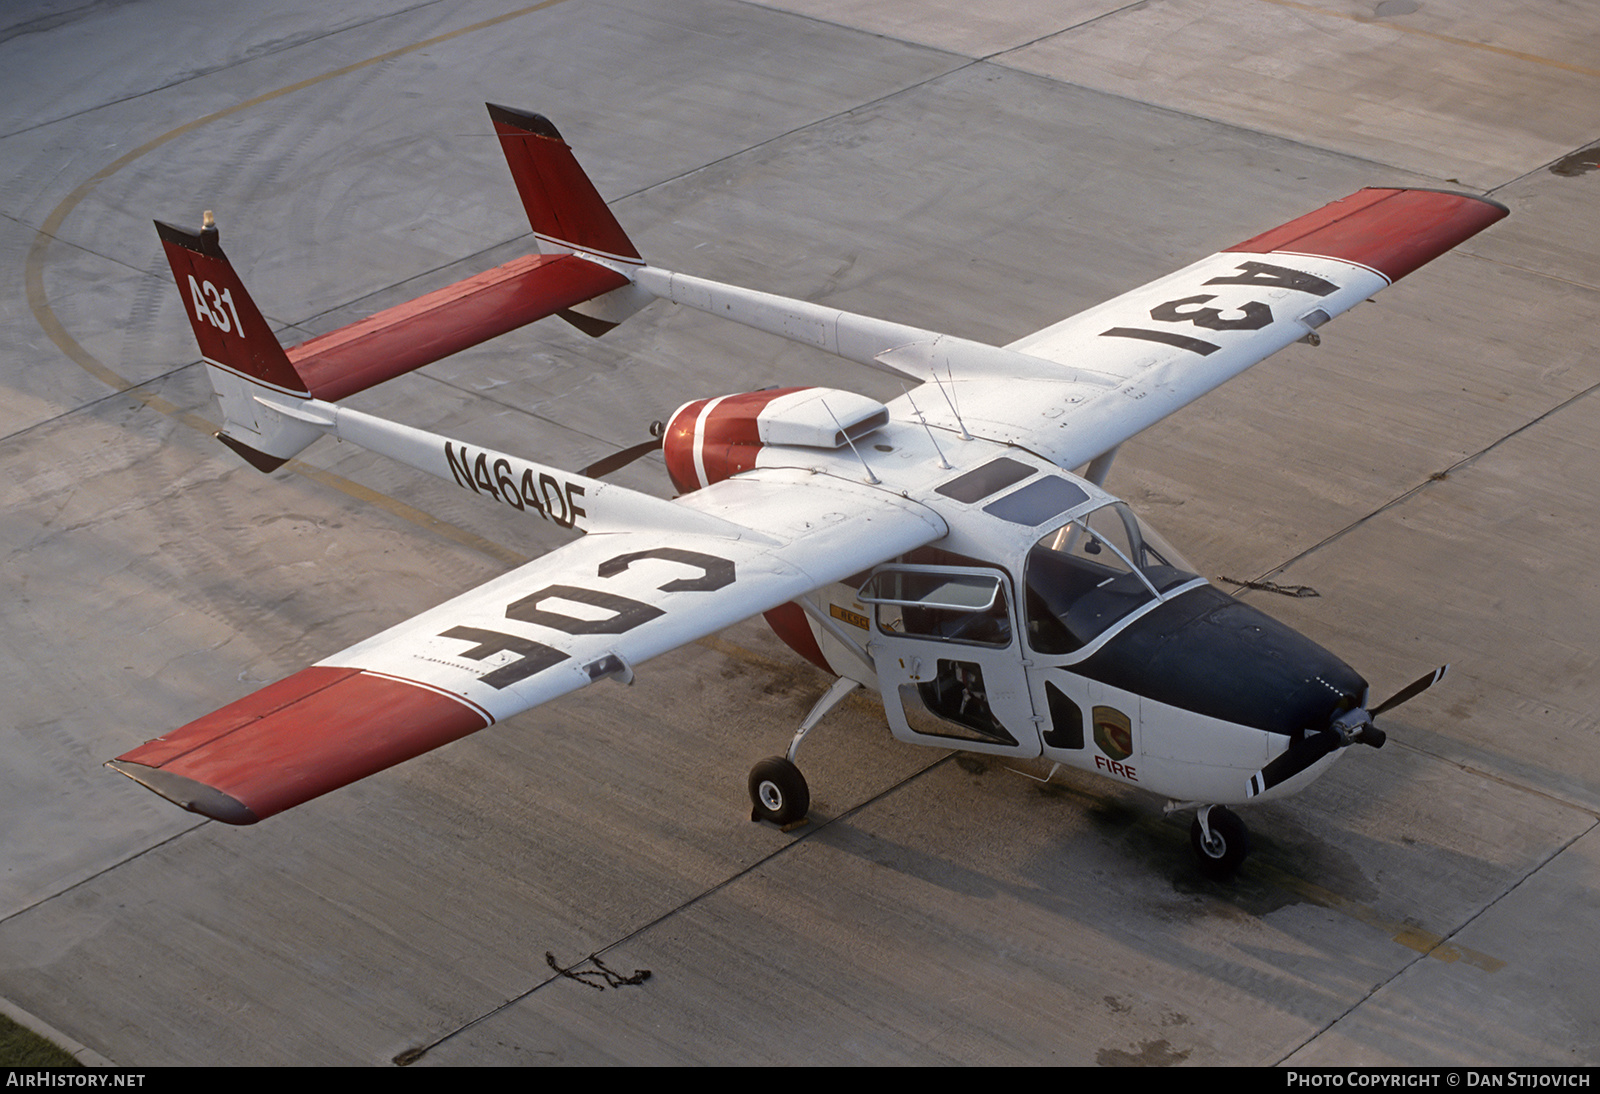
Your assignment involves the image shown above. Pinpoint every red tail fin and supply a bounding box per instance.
[488,104,641,263]
[156,218,309,394]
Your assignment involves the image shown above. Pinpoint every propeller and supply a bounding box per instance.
[1246,727,1342,799]
[578,421,665,479]
[1244,664,1449,798]
[1370,664,1450,719]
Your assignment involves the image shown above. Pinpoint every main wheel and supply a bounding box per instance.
[1190,806,1249,879]
[748,756,810,826]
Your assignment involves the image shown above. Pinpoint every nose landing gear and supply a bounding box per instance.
[1188,804,1249,878]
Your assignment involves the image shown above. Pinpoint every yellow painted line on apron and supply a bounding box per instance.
[1255,0,1600,80]
[23,1,572,566]
[1266,865,1506,971]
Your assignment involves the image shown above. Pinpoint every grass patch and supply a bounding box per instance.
[1,1013,79,1066]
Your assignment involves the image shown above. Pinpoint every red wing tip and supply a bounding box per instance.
[1227,187,1508,283]
[113,668,493,822]
[1410,188,1509,217]
[1351,186,1507,214]
[106,760,260,825]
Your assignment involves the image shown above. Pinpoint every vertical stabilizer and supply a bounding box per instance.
[488,104,650,335]
[156,218,319,471]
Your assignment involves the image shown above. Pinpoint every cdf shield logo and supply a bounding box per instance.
[1093,705,1133,762]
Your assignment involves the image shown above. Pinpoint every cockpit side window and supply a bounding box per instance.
[1025,504,1199,654]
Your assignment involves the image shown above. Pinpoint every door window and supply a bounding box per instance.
[859,568,1012,648]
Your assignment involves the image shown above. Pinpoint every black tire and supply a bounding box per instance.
[748,756,809,826]
[1190,806,1249,879]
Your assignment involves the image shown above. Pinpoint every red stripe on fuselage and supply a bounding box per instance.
[1226,188,1507,284]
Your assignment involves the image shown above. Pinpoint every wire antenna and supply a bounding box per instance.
[822,397,880,484]
[929,369,971,440]
[902,385,951,469]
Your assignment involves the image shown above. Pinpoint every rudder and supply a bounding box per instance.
[156,218,309,395]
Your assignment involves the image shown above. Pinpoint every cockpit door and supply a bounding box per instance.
[860,565,1041,757]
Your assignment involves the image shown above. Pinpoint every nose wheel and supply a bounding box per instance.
[748,756,809,826]
[1189,805,1249,878]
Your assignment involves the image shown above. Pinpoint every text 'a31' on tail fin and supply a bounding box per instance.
[156,216,321,473]
[487,103,653,336]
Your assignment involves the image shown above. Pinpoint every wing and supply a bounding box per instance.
[630,188,1507,468]
[109,469,945,823]
[929,188,1508,467]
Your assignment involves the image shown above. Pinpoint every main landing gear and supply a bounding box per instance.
[749,756,808,825]
[747,676,860,828]
[1187,804,1250,879]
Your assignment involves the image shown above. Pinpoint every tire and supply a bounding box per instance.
[1190,806,1249,879]
[748,756,809,826]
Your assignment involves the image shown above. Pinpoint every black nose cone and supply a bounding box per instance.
[1074,585,1366,735]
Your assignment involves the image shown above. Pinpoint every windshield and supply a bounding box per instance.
[1024,503,1199,654]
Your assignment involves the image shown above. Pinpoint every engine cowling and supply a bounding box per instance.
[662,386,890,493]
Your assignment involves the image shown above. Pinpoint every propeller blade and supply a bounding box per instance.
[1245,728,1343,799]
[1370,665,1449,718]
[579,437,662,479]
[1245,665,1448,798]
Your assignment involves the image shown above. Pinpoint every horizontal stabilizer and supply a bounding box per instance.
[289,253,628,401]
[158,218,631,470]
